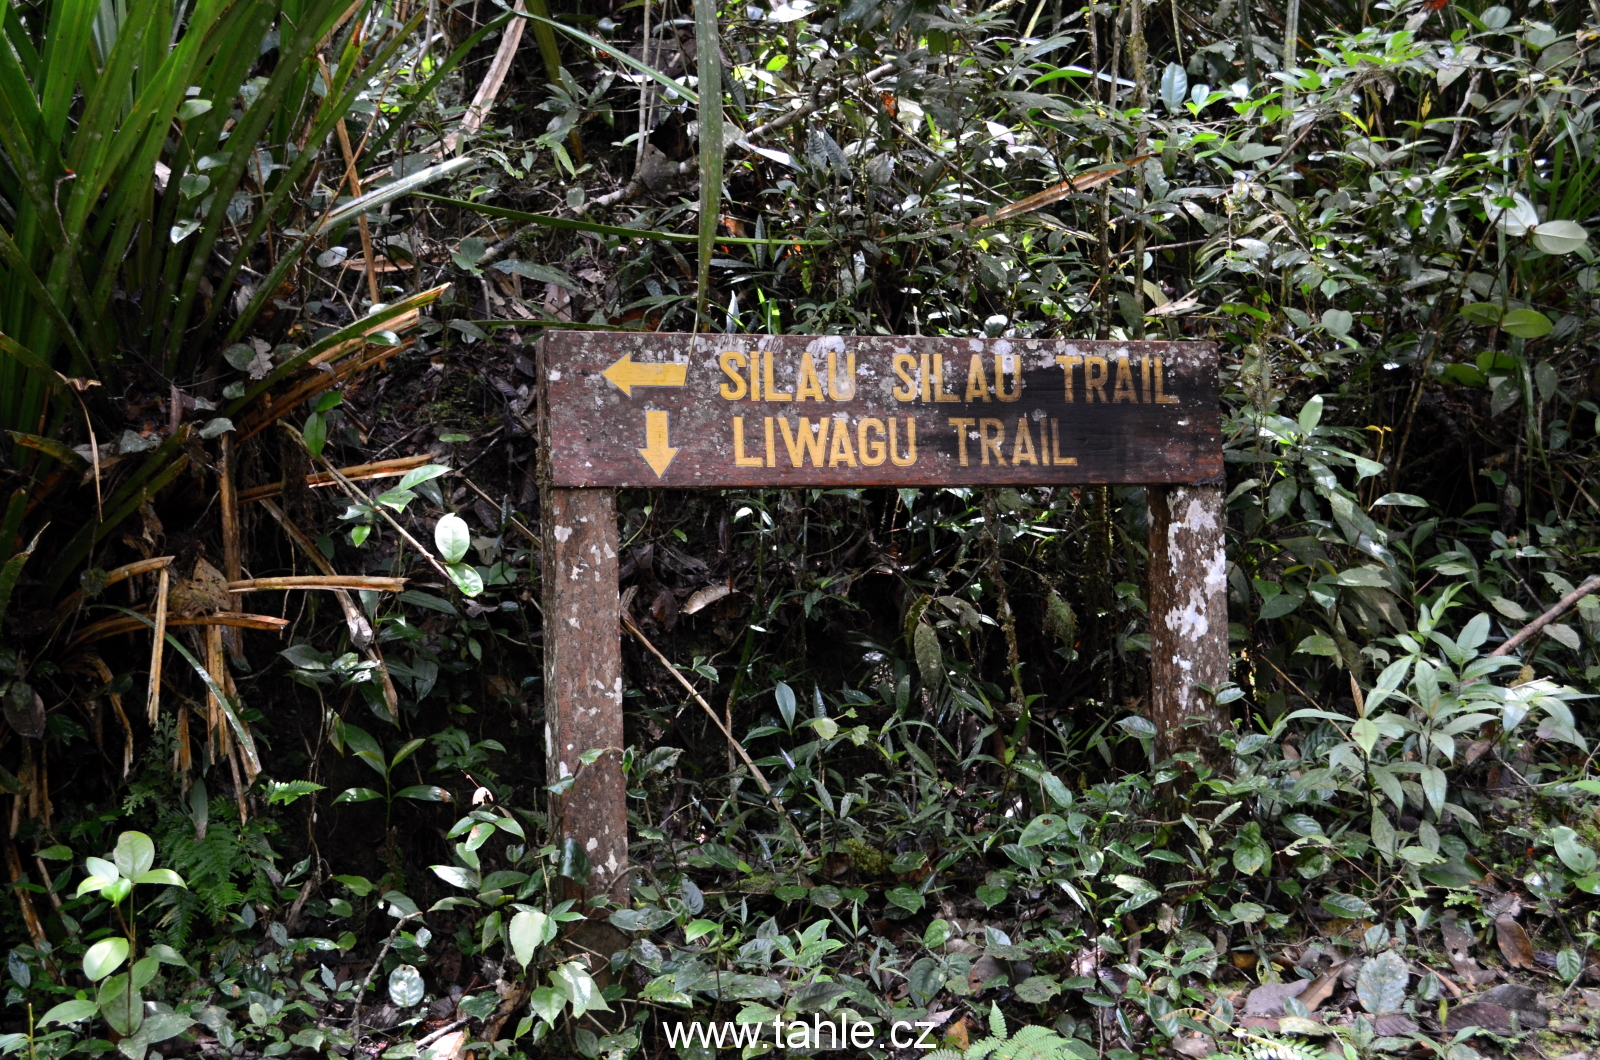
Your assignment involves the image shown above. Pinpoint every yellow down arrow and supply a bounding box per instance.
[637,410,679,478]
[602,352,688,396]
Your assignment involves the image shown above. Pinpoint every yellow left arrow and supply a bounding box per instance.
[637,410,679,478]
[602,353,688,396]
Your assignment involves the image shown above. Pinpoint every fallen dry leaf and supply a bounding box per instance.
[1245,980,1309,1017]
[1372,1013,1419,1036]
[1445,1001,1547,1033]
[1495,915,1537,970]
[1299,972,1340,1012]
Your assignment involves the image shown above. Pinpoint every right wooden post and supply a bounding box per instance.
[1147,484,1231,763]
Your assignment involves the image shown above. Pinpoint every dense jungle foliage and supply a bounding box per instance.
[1,0,1600,1056]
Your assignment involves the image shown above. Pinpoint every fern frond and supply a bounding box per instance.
[1234,1031,1324,1060]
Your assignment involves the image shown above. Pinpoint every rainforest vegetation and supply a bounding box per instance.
[1,0,1599,1057]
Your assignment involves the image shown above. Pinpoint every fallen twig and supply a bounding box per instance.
[226,576,407,593]
[71,612,291,648]
[351,912,422,1040]
[146,566,169,725]
[456,474,536,543]
[259,499,395,708]
[445,0,526,153]
[1490,574,1600,657]
[416,1018,472,1049]
[238,454,440,504]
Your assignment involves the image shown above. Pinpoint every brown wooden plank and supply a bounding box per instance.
[539,486,629,903]
[1147,485,1230,763]
[539,333,1218,488]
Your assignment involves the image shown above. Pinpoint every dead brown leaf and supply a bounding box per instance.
[1495,915,1537,970]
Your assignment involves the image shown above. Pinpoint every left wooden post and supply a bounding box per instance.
[539,486,629,903]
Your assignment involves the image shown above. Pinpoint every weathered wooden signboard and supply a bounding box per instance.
[536,332,1226,903]
[541,333,1219,487]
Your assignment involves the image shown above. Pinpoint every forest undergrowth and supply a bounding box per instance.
[1,0,1600,1057]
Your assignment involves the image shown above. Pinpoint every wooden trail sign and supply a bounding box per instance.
[542,333,1219,488]
[536,332,1227,902]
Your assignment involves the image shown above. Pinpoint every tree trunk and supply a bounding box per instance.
[1147,484,1231,763]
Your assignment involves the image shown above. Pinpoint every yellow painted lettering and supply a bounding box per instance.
[859,418,887,466]
[979,418,1007,466]
[733,416,763,466]
[890,418,917,466]
[764,416,776,466]
[796,352,826,402]
[1054,354,1083,402]
[920,353,933,403]
[1084,356,1109,402]
[828,418,857,466]
[964,354,990,402]
[779,417,829,466]
[764,351,792,401]
[947,417,975,467]
[1112,353,1137,403]
[1140,354,1152,403]
[1050,419,1077,466]
[893,353,919,401]
[1011,418,1038,465]
[719,352,749,400]
[996,354,1022,401]
[932,354,959,402]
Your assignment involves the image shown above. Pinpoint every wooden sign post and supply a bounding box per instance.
[537,333,1225,899]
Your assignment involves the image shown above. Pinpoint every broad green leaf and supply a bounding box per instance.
[1531,219,1588,255]
[398,463,451,491]
[1018,813,1067,847]
[394,785,451,802]
[1501,308,1552,339]
[1321,892,1377,918]
[333,787,383,804]
[445,562,483,597]
[885,886,925,913]
[1558,948,1583,982]
[1296,634,1339,657]
[774,681,797,728]
[40,1000,99,1026]
[1159,62,1188,112]
[1321,311,1351,338]
[512,909,556,967]
[388,964,424,1007]
[1298,394,1325,433]
[1230,902,1266,923]
[132,869,186,888]
[434,513,471,564]
[529,986,566,1026]
[553,961,610,1018]
[1551,826,1598,875]
[1355,950,1408,1013]
[913,622,942,688]
[113,831,155,879]
[1283,813,1324,837]
[1459,302,1503,327]
[83,937,129,982]
[1352,716,1380,755]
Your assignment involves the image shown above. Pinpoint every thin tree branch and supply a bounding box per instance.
[1489,574,1600,657]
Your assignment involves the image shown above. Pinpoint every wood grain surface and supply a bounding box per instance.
[539,333,1219,487]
